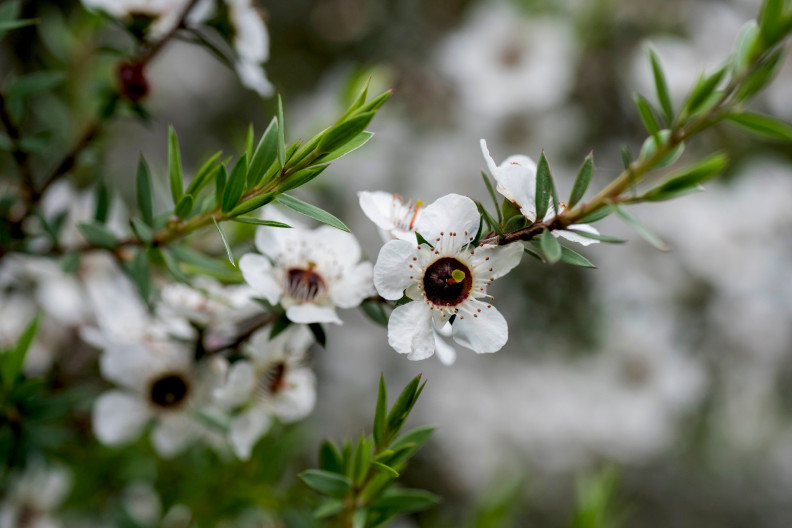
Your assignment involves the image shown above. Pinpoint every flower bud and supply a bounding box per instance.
[116,61,149,102]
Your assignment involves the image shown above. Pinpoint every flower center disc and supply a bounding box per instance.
[285,268,326,302]
[423,257,473,307]
[150,374,190,408]
[261,362,287,394]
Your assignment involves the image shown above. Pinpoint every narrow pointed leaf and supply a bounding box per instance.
[726,112,792,141]
[136,156,154,225]
[222,155,248,212]
[276,194,350,232]
[568,153,593,209]
[319,440,344,474]
[564,229,625,243]
[317,111,375,154]
[613,204,669,251]
[213,217,235,266]
[644,152,728,199]
[245,123,254,164]
[534,152,555,221]
[215,165,227,209]
[299,470,353,498]
[229,192,274,217]
[186,150,223,196]
[231,217,291,228]
[317,131,374,163]
[277,94,286,166]
[539,229,561,264]
[647,47,673,123]
[559,245,596,268]
[168,125,184,205]
[374,374,388,446]
[79,222,116,249]
[481,171,503,223]
[371,461,399,478]
[248,117,279,188]
[2,316,39,387]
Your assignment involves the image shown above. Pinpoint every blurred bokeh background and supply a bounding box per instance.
[3,0,792,526]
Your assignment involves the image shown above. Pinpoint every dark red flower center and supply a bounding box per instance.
[285,267,326,302]
[423,257,473,307]
[149,373,190,408]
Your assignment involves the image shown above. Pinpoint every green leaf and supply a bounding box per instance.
[620,146,633,170]
[212,217,235,266]
[336,77,370,124]
[644,152,728,200]
[94,181,109,223]
[130,248,150,302]
[60,251,80,274]
[0,18,36,35]
[215,164,227,209]
[560,245,596,268]
[0,1,20,22]
[248,117,279,188]
[229,193,275,217]
[174,194,194,218]
[372,461,399,478]
[7,71,66,99]
[314,499,344,519]
[221,154,248,212]
[1,316,39,387]
[277,164,328,193]
[633,93,661,139]
[277,94,286,167]
[726,111,792,141]
[275,194,350,232]
[130,217,153,244]
[371,489,440,515]
[317,111,375,154]
[476,201,503,239]
[568,152,593,209]
[613,204,669,251]
[564,229,625,243]
[245,123,254,165]
[481,171,503,223]
[319,440,344,474]
[317,131,374,163]
[136,156,154,225]
[638,130,684,168]
[534,152,555,221]
[576,205,615,224]
[647,47,673,124]
[185,150,223,196]
[231,217,291,228]
[309,322,326,348]
[78,222,116,249]
[168,125,184,205]
[299,470,353,498]
[685,67,726,114]
[388,425,435,454]
[385,375,423,435]
[353,434,371,485]
[357,89,393,113]
[374,374,388,446]
[734,21,760,74]
[361,300,388,327]
[161,249,189,283]
[539,229,561,264]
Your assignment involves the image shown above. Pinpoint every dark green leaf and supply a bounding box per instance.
[481,171,503,223]
[277,164,328,193]
[539,229,561,264]
[361,300,388,327]
[175,194,194,218]
[276,194,350,232]
[309,322,326,348]
[229,192,274,217]
[78,222,116,249]
[0,18,36,34]
[685,67,726,114]
[388,425,435,454]
[371,489,440,515]
[319,440,344,474]
[221,155,247,212]
[357,89,392,113]
[317,111,375,154]
[647,47,673,124]
[613,204,669,251]
[317,131,374,163]
[248,117,278,188]
[94,181,109,223]
[130,248,150,302]
[634,93,661,139]
[736,48,783,101]
[231,217,291,228]
[644,152,728,200]
[161,249,189,283]
[136,155,154,225]
[1,316,39,387]
[212,217,235,266]
[386,375,423,435]
[476,201,503,239]
[576,205,615,224]
[620,146,633,170]
[245,123,254,165]
[534,152,556,221]
[560,245,596,268]
[185,150,223,196]
[336,77,370,125]
[215,164,227,209]
[168,125,184,205]
[564,229,625,243]
[726,111,792,141]
[314,499,344,519]
[277,94,286,167]
[374,374,388,446]
[130,217,153,244]
[568,153,593,209]
[372,461,399,478]
[638,130,684,167]
[6,71,65,98]
[299,470,353,498]
[60,251,80,274]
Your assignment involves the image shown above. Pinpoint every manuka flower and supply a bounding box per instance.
[480,139,601,246]
[213,325,316,459]
[358,191,425,242]
[239,222,374,325]
[374,193,523,360]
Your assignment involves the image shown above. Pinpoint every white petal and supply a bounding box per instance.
[286,304,343,325]
[253,222,291,257]
[239,254,282,304]
[415,194,480,249]
[230,407,272,460]
[556,223,601,246]
[331,261,374,309]
[373,240,418,300]
[471,242,523,280]
[213,361,256,410]
[387,301,435,361]
[272,367,317,422]
[99,344,155,390]
[311,226,362,269]
[481,141,537,220]
[452,301,508,354]
[151,414,199,458]
[92,391,150,446]
[433,331,457,366]
[358,191,398,232]
[235,60,274,98]
[480,138,500,175]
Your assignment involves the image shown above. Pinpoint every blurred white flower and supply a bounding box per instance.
[358,191,425,243]
[435,2,576,120]
[81,0,214,39]
[227,0,275,97]
[374,193,523,359]
[0,460,72,528]
[239,223,374,325]
[213,325,316,459]
[480,139,600,246]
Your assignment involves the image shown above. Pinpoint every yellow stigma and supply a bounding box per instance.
[415,200,424,207]
[450,269,466,284]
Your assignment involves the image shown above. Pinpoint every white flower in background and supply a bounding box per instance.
[358,191,425,243]
[481,139,600,246]
[0,460,72,528]
[213,325,316,459]
[239,223,374,325]
[374,194,523,360]
[227,0,275,97]
[81,0,214,39]
[435,2,576,119]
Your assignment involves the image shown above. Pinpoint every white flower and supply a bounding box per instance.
[82,0,213,39]
[213,325,316,459]
[480,139,600,246]
[227,0,274,97]
[239,223,374,325]
[374,193,523,360]
[358,191,425,243]
[0,460,71,528]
